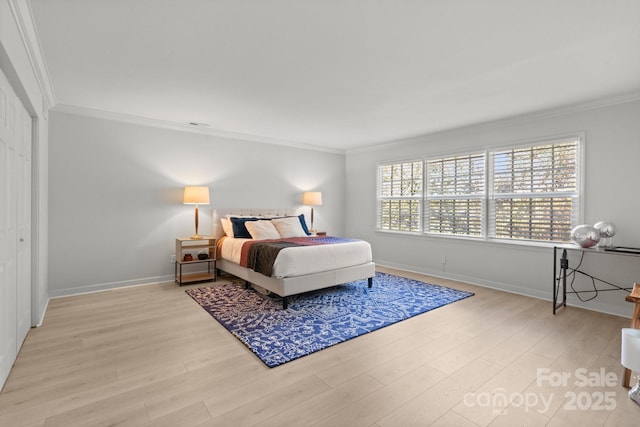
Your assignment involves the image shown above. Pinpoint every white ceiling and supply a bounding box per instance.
[30,0,640,151]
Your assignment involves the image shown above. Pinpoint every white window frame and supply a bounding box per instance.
[488,135,583,243]
[376,159,424,233]
[424,152,486,238]
[375,133,584,246]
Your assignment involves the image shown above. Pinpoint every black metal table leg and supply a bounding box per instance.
[554,247,569,314]
[553,246,557,314]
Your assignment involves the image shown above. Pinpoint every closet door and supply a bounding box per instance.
[0,67,31,388]
[16,96,31,346]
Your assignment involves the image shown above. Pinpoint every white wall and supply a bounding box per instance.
[345,97,640,317]
[48,110,345,297]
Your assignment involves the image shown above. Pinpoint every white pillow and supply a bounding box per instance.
[220,218,234,237]
[245,220,281,240]
[272,217,307,238]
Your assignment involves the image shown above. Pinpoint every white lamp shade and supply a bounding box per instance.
[622,328,640,372]
[302,191,322,206]
[183,186,210,205]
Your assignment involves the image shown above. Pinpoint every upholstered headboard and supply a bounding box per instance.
[211,208,301,238]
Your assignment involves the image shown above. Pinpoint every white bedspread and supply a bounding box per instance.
[219,237,373,278]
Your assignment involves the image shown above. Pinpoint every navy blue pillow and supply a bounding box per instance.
[297,214,311,235]
[230,217,259,238]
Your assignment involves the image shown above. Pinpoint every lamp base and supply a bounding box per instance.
[190,235,204,240]
[630,381,640,405]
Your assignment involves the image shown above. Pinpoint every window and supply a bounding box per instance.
[426,154,485,237]
[377,160,423,232]
[376,135,581,244]
[489,138,580,242]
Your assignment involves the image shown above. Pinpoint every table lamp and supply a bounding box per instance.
[622,328,640,404]
[183,186,210,239]
[302,191,322,232]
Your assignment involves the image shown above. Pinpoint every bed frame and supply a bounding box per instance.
[211,208,376,309]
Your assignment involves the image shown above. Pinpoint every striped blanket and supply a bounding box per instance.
[240,236,357,277]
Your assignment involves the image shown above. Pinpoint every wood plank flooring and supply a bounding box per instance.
[0,266,638,426]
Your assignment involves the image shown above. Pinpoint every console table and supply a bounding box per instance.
[553,245,638,314]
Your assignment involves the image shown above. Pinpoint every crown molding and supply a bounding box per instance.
[51,103,345,155]
[8,0,56,110]
[346,91,640,155]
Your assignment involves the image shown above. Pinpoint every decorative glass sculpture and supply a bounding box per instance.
[571,224,600,248]
[594,221,617,248]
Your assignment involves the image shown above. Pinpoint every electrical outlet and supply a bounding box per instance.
[170,254,176,263]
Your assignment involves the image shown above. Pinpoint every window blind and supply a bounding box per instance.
[489,139,579,242]
[425,153,485,236]
[375,135,581,243]
[377,160,423,232]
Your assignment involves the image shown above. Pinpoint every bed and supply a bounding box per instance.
[211,208,375,308]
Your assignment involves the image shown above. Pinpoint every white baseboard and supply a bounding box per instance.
[44,261,632,319]
[34,298,49,327]
[375,260,631,319]
[48,274,175,299]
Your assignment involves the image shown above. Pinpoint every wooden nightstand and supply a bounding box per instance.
[175,237,217,285]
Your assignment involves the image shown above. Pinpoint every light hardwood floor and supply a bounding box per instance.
[0,266,638,426]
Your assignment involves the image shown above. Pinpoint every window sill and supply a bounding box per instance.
[375,229,569,250]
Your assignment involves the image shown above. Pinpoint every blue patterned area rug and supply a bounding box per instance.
[185,272,473,368]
